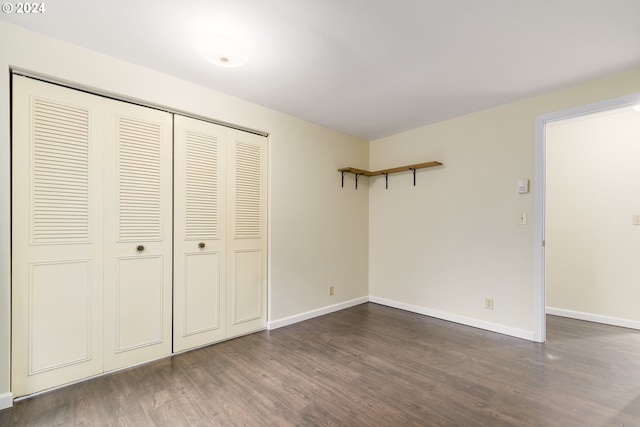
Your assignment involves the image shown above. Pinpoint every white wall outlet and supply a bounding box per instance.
[485,298,494,310]
[329,285,335,296]
[633,214,640,225]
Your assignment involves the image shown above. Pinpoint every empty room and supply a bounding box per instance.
[1,1,640,425]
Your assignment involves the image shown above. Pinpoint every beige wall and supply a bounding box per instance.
[0,21,369,402]
[546,107,640,324]
[369,68,640,338]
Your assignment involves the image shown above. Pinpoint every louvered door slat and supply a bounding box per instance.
[186,130,220,240]
[31,98,90,244]
[234,142,263,239]
[117,117,162,241]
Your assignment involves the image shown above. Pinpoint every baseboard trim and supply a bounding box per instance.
[268,296,369,330]
[546,307,640,330]
[0,392,13,410]
[370,296,535,341]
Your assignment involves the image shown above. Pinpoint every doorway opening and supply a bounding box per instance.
[533,93,640,342]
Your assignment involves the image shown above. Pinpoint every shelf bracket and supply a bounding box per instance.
[338,161,442,190]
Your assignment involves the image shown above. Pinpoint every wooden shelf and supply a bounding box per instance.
[338,161,442,189]
[338,166,372,176]
[338,161,442,176]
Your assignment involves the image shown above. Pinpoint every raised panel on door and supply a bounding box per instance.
[173,116,227,352]
[226,129,268,338]
[103,100,172,371]
[11,76,104,397]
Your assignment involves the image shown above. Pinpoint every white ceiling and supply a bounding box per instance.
[2,0,640,140]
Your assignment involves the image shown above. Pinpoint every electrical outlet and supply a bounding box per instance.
[485,298,494,310]
[329,285,334,296]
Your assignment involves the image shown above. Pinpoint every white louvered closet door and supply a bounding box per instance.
[12,76,266,395]
[103,100,173,370]
[173,116,227,352]
[226,129,268,338]
[12,76,105,397]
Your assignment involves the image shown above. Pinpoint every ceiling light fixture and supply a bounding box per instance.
[200,34,250,68]
[195,17,252,68]
[632,104,640,112]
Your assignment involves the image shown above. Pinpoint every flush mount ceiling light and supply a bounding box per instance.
[195,17,252,68]
[200,34,250,68]
[633,104,640,112]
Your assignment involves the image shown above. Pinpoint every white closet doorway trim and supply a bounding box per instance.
[533,92,640,343]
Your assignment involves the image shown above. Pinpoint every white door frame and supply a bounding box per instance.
[533,92,640,342]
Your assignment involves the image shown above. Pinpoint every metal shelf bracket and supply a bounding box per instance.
[338,161,442,190]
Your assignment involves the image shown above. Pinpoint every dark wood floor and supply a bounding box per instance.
[2,303,639,426]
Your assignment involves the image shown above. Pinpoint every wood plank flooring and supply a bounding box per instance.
[1,302,639,426]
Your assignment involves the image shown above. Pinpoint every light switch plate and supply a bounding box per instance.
[519,212,527,225]
[517,178,529,194]
[633,214,640,225]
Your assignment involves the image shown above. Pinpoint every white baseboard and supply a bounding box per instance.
[268,296,369,330]
[0,392,13,410]
[370,296,535,341]
[546,307,640,330]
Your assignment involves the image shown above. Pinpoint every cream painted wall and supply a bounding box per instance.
[0,21,369,402]
[546,107,640,322]
[369,68,640,337]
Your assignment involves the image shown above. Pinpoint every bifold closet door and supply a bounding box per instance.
[226,129,268,338]
[13,75,263,396]
[12,76,173,396]
[174,118,267,351]
[12,76,105,397]
[103,100,173,371]
[173,116,227,352]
